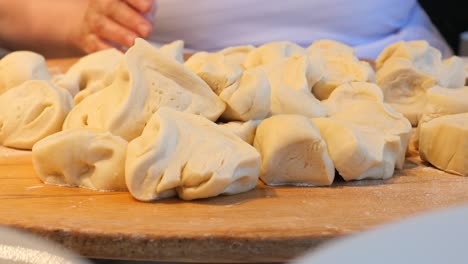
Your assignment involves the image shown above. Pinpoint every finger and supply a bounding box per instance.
[109,0,153,37]
[81,34,114,54]
[125,0,153,13]
[91,15,138,48]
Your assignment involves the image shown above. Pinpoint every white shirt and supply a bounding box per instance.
[150,0,451,59]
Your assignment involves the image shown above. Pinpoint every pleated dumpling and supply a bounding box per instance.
[126,107,261,201]
[63,38,225,141]
[0,80,73,149]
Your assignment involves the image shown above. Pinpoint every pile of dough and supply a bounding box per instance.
[267,55,327,117]
[322,82,384,115]
[307,40,375,100]
[419,113,468,176]
[219,120,261,145]
[312,101,411,180]
[376,41,467,125]
[63,38,225,141]
[54,49,123,100]
[126,107,261,201]
[0,51,51,95]
[243,41,307,68]
[0,80,73,149]
[186,52,270,121]
[32,129,128,191]
[254,115,335,186]
[158,40,185,63]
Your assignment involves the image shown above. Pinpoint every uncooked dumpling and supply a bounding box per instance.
[243,41,306,68]
[307,40,375,100]
[63,38,225,141]
[0,51,51,95]
[323,82,384,115]
[219,120,261,145]
[419,113,468,176]
[0,80,73,149]
[54,49,122,99]
[254,115,335,186]
[32,129,128,191]
[186,52,271,121]
[126,107,261,201]
[267,55,327,117]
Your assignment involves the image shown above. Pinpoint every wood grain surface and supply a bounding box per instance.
[1,58,467,263]
[1,147,468,263]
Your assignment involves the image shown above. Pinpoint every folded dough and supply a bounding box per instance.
[0,80,73,149]
[63,38,225,141]
[243,41,307,68]
[218,45,255,67]
[376,41,467,125]
[312,118,400,181]
[419,113,468,176]
[54,49,123,98]
[267,55,327,117]
[254,115,335,186]
[307,40,375,100]
[0,51,51,95]
[126,108,260,201]
[219,120,261,145]
[186,52,271,121]
[323,82,384,115]
[158,40,185,63]
[32,129,128,191]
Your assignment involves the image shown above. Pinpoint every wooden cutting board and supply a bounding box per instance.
[1,58,468,262]
[2,147,468,263]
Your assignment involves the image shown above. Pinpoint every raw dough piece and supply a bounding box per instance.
[186,52,271,121]
[243,41,306,68]
[376,41,466,125]
[219,120,261,145]
[54,49,122,97]
[267,55,327,117]
[219,45,255,66]
[63,38,225,141]
[323,82,384,115]
[332,101,412,169]
[32,129,128,191]
[0,51,51,95]
[308,40,375,100]
[0,80,73,149]
[415,86,468,149]
[126,107,260,201]
[159,40,185,63]
[419,113,468,176]
[254,115,335,186]
[312,118,401,181]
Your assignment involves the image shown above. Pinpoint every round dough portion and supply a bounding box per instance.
[419,113,468,176]
[323,82,384,115]
[0,80,73,149]
[0,51,51,95]
[254,115,335,186]
[32,129,128,191]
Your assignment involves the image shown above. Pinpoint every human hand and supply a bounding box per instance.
[72,0,156,53]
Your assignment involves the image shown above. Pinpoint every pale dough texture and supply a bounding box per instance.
[323,82,384,115]
[126,107,261,201]
[254,115,335,186]
[0,80,73,149]
[244,41,306,68]
[32,129,128,191]
[0,51,51,95]
[63,38,225,141]
[219,120,261,145]
[419,113,468,176]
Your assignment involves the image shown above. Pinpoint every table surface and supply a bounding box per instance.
[1,58,468,263]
